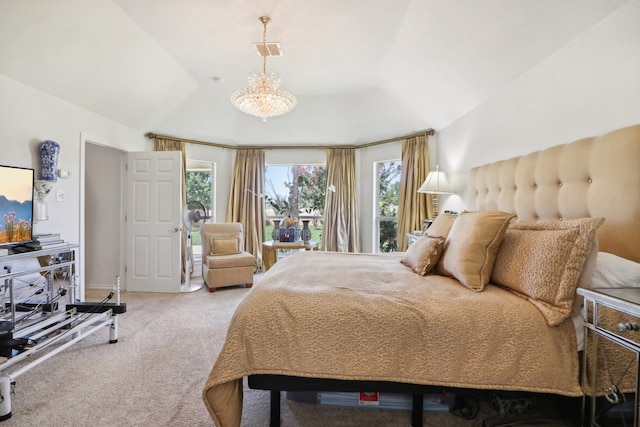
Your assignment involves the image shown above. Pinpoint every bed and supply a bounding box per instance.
[203,124,640,427]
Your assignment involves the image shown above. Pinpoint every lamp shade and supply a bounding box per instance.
[418,166,452,194]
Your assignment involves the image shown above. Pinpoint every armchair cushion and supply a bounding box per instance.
[205,252,256,269]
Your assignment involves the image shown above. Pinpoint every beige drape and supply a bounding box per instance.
[154,138,188,282]
[396,135,431,251]
[226,149,265,270]
[322,148,360,252]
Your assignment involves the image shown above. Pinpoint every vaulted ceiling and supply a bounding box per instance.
[0,0,629,145]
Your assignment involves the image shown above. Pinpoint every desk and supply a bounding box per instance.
[263,240,319,271]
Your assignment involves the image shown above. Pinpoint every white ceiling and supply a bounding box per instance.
[0,0,629,145]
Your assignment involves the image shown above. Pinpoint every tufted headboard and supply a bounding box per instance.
[468,124,640,263]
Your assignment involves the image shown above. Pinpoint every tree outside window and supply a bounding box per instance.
[376,160,402,252]
[186,165,213,248]
[264,165,326,242]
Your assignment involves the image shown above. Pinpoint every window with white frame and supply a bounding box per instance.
[186,160,214,262]
[374,160,402,252]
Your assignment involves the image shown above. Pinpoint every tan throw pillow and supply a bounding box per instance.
[426,213,458,239]
[210,238,240,256]
[490,217,605,326]
[401,236,445,275]
[205,231,243,252]
[436,210,515,291]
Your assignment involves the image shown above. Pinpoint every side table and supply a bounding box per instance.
[263,240,319,271]
[578,287,640,426]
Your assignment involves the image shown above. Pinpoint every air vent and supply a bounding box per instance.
[254,42,283,57]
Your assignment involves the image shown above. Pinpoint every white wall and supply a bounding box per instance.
[436,0,640,214]
[0,75,149,242]
[0,75,149,295]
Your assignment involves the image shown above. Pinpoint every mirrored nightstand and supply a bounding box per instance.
[578,287,640,426]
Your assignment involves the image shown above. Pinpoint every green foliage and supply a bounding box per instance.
[379,220,398,252]
[377,161,401,216]
[264,184,297,218]
[186,171,211,208]
[377,161,402,252]
[294,165,327,216]
[265,165,327,219]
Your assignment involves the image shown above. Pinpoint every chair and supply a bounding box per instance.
[201,223,255,292]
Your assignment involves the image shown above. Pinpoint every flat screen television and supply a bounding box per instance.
[0,165,34,246]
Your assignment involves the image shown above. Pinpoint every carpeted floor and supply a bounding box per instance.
[0,274,577,426]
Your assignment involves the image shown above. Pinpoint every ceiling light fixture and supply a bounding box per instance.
[230,16,297,122]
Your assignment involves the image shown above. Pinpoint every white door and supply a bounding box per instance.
[126,151,182,293]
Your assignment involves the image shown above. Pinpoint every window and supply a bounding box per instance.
[265,165,326,243]
[186,160,214,261]
[375,160,402,252]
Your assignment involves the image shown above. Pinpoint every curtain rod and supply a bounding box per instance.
[145,129,435,150]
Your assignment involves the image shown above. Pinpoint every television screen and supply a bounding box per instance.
[0,165,34,246]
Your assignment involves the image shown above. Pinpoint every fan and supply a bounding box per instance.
[182,200,210,292]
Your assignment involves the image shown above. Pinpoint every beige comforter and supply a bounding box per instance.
[203,251,582,426]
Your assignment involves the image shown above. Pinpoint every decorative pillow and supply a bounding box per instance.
[426,213,457,239]
[210,238,240,256]
[400,236,445,275]
[436,210,514,291]
[490,217,605,326]
[590,252,640,289]
[571,237,599,315]
[205,231,243,253]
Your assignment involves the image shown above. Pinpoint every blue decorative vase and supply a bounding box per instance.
[287,227,300,242]
[271,219,281,241]
[40,140,60,181]
[301,220,312,242]
[278,224,301,242]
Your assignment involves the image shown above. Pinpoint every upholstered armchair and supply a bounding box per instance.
[201,223,255,292]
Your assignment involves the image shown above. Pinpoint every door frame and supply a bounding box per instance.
[80,133,127,297]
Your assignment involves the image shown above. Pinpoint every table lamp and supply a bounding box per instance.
[418,165,452,218]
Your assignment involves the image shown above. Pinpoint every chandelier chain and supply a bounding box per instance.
[262,17,268,75]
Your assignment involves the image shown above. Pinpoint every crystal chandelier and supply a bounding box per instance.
[230,16,297,122]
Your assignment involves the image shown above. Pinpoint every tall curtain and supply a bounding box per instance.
[396,134,431,251]
[154,138,188,282]
[322,148,360,252]
[226,148,266,270]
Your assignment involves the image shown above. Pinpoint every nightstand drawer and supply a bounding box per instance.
[597,305,640,345]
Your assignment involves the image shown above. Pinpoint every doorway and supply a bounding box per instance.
[186,159,214,276]
[82,141,126,291]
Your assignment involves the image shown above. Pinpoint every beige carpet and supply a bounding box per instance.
[0,274,571,426]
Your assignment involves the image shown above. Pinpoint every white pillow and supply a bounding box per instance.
[590,252,640,288]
